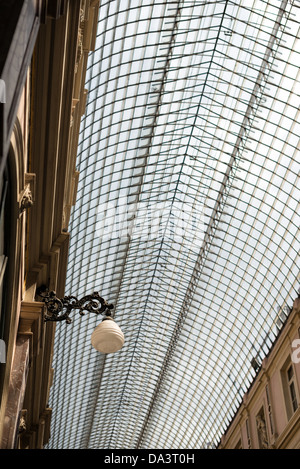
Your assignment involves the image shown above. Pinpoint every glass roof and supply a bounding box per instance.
[47,0,300,449]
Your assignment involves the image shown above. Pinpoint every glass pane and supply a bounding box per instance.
[47,0,300,450]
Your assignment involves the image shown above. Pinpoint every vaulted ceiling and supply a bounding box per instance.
[47,0,300,449]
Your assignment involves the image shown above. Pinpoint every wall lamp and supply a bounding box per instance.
[36,286,124,354]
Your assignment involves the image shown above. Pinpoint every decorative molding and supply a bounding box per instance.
[74,7,85,74]
[19,301,44,362]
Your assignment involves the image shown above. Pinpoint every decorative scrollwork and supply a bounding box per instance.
[37,286,114,324]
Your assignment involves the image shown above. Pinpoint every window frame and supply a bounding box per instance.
[281,356,299,421]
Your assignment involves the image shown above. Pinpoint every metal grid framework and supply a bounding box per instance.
[48,0,300,449]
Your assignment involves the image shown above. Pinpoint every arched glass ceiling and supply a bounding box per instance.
[47,0,299,449]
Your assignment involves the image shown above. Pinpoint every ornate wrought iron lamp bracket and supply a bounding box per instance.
[36,286,114,324]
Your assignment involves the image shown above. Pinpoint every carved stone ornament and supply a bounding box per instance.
[18,410,27,434]
[256,413,269,449]
[19,185,34,213]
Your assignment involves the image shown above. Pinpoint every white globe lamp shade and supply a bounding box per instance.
[91,317,124,354]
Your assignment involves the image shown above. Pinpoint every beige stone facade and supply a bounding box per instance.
[219,297,300,449]
[0,0,99,449]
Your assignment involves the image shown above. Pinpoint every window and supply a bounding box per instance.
[287,365,298,413]
[281,357,299,421]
